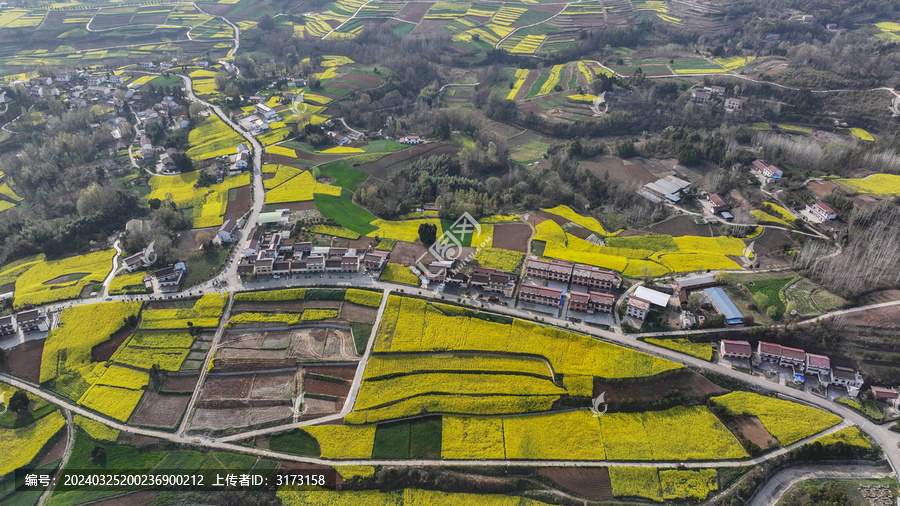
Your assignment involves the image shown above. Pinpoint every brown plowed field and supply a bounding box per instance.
[491,223,532,253]
[594,369,727,403]
[129,392,190,429]
[224,185,251,222]
[396,2,433,22]
[201,375,254,400]
[91,327,132,363]
[161,374,199,393]
[534,210,569,227]
[36,430,67,466]
[308,364,358,380]
[650,215,716,237]
[515,71,539,101]
[3,339,44,383]
[539,467,613,499]
[388,240,428,265]
[734,416,779,449]
[341,302,378,323]
[332,71,383,88]
[304,377,350,398]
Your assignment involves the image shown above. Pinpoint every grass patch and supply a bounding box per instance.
[314,189,378,235]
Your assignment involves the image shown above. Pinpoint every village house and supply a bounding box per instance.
[831,366,864,396]
[399,135,421,145]
[469,267,516,297]
[0,315,15,337]
[752,160,783,179]
[707,193,731,214]
[571,264,620,291]
[807,201,837,222]
[720,340,752,360]
[724,97,742,110]
[154,263,186,292]
[691,91,711,103]
[364,250,389,271]
[254,258,274,276]
[525,258,574,283]
[218,219,239,243]
[625,297,650,320]
[16,309,47,333]
[518,284,564,307]
[806,353,831,377]
[123,252,145,273]
[255,103,280,122]
[568,290,614,314]
[871,386,899,403]
[674,273,718,293]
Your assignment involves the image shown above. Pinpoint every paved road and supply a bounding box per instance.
[746,464,893,506]
[100,239,122,298]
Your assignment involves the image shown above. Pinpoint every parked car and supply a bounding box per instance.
[488,296,500,302]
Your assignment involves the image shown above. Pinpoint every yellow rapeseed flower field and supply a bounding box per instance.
[838,173,900,196]
[303,424,376,459]
[710,391,840,445]
[14,249,117,309]
[74,415,120,442]
[40,301,142,383]
[78,384,145,422]
[0,410,65,476]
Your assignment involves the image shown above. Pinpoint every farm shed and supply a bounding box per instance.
[703,287,744,324]
[633,286,670,309]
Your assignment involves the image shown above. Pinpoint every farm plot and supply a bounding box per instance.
[190,371,297,431]
[710,391,840,445]
[536,219,746,278]
[373,296,681,378]
[40,301,142,403]
[349,351,565,423]
[139,293,228,330]
[837,173,900,197]
[0,409,65,477]
[186,115,244,160]
[147,171,250,229]
[14,249,116,309]
[216,326,360,362]
[265,170,342,204]
[110,331,199,373]
[442,406,746,461]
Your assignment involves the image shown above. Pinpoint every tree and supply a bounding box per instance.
[149,198,162,210]
[91,446,106,464]
[418,223,438,245]
[214,71,230,93]
[687,292,705,313]
[8,390,28,413]
[172,153,194,174]
[257,13,275,31]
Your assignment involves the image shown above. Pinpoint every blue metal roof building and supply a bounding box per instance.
[703,287,744,324]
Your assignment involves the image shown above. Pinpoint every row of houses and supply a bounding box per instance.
[0,310,48,337]
[525,258,621,291]
[517,283,616,315]
[720,339,864,395]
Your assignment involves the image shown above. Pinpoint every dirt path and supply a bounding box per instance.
[177,292,234,436]
[37,409,74,506]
